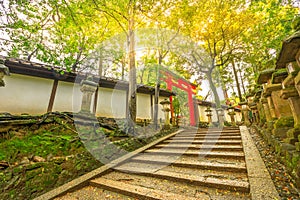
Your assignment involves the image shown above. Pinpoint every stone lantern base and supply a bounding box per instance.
[285,127,300,145]
[162,124,171,130]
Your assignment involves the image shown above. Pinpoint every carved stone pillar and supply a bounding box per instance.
[263,90,277,119]
[281,87,300,126]
[281,75,300,145]
[80,77,98,113]
[260,97,272,122]
[249,103,259,124]
[239,102,251,126]
[216,108,224,127]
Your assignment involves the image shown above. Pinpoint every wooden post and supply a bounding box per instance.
[47,79,58,112]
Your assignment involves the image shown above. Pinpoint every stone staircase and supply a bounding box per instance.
[55,127,251,199]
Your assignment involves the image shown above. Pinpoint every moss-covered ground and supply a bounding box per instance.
[0,113,176,200]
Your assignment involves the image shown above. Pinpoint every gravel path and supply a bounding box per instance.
[250,127,300,200]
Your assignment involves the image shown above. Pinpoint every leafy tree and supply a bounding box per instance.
[170,0,255,108]
[1,0,298,121]
[242,0,297,80]
[0,0,114,72]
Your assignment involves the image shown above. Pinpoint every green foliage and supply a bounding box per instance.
[172,97,181,116]
[243,0,297,77]
[0,129,82,163]
[273,68,288,77]
[198,121,209,128]
[224,121,232,127]
[274,116,294,129]
[292,14,300,31]
[0,0,298,106]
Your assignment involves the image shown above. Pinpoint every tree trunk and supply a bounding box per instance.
[121,57,125,80]
[154,54,162,129]
[98,49,103,77]
[206,71,221,108]
[231,60,243,102]
[128,16,136,123]
[238,64,246,95]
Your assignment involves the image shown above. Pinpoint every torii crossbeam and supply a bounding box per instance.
[159,67,197,126]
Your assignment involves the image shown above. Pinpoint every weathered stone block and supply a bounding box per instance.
[274,141,296,156]
[283,142,296,150]
[287,128,300,139]
[264,129,274,146]
[273,116,294,128]
[284,137,298,145]
[285,150,294,165]
[272,127,289,139]
[271,90,292,117]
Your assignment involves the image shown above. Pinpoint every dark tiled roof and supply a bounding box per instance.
[0,56,175,97]
[276,31,300,69]
[257,69,275,84]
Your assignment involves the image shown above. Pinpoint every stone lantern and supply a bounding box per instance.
[216,108,224,127]
[227,106,236,127]
[239,101,251,126]
[205,107,212,125]
[80,76,98,114]
[276,27,300,145]
[160,98,171,129]
[247,92,260,124]
[0,63,10,87]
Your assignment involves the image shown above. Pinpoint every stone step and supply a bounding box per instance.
[171,136,242,140]
[163,139,242,145]
[180,133,241,136]
[90,177,206,200]
[130,155,247,172]
[54,185,136,199]
[113,166,250,193]
[102,171,251,200]
[144,149,245,159]
[154,143,243,151]
[180,131,241,135]
[195,130,241,134]
[116,161,248,180]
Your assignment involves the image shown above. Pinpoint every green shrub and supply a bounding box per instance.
[198,121,209,128]
[274,116,294,129]
[224,121,232,127]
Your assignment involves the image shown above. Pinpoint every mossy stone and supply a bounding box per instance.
[287,128,300,139]
[274,116,294,129]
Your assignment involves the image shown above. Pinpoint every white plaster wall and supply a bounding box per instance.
[137,94,151,119]
[96,88,126,118]
[1,73,171,120]
[52,81,83,113]
[0,74,52,114]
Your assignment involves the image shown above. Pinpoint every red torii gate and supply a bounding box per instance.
[159,69,197,126]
